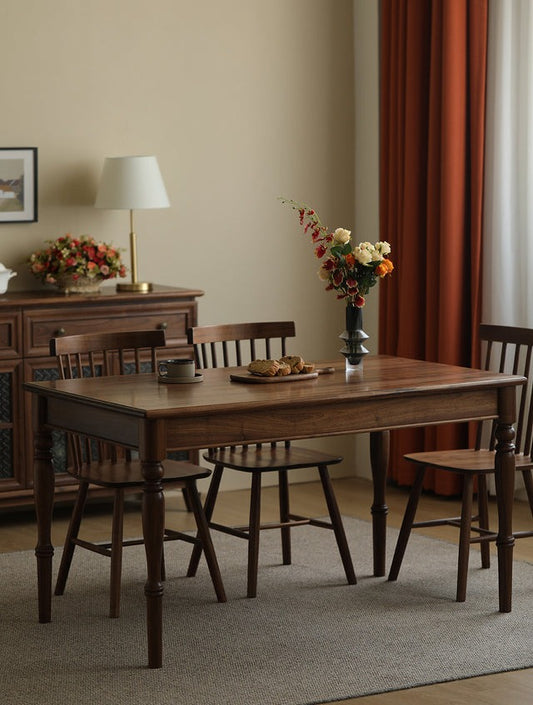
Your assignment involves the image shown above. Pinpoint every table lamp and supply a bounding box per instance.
[95,155,170,292]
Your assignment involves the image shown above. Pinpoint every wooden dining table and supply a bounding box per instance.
[25,355,524,668]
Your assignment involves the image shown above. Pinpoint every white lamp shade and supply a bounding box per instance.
[95,155,170,210]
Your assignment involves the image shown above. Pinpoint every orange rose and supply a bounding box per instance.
[376,259,394,277]
[345,252,356,267]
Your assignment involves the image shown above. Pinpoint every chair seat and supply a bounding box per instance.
[404,448,533,474]
[69,459,211,488]
[203,445,343,472]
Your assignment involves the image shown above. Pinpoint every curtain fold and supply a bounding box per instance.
[379,0,488,495]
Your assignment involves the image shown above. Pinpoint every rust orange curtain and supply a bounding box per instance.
[379,0,488,495]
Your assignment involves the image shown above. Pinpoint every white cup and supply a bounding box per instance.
[158,358,195,379]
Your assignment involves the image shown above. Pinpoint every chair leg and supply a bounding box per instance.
[186,481,226,603]
[247,473,262,598]
[181,486,194,512]
[55,480,90,596]
[388,466,425,581]
[161,543,166,582]
[477,474,490,569]
[187,464,224,578]
[521,468,533,518]
[279,469,291,565]
[318,465,356,585]
[456,473,474,602]
[109,488,125,618]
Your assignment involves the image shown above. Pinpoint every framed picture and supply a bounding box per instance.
[0,147,38,223]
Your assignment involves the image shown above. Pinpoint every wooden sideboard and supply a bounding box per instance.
[0,284,203,509]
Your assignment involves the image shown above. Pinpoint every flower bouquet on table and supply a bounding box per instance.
[28,234,126,292]
[281,197,394,366]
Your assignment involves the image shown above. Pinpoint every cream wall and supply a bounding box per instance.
[353,0,380,480]
[2,0,379,490]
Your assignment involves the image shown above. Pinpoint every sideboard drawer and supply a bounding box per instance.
[23,301,196,357]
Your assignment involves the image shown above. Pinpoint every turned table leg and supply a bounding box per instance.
[370,430,390,577]
[141,458,165,668]
[33,396,55,624]
[495,386,517,613]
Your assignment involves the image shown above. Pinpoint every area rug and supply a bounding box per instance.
[2,517,533,705]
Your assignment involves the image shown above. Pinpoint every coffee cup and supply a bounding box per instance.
[158,358,195,380]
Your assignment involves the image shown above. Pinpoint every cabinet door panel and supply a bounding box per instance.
[0,312,22,359]
[0,360,24,490]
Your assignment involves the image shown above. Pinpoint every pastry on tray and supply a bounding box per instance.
[279,355,304,374]
[276,361,292,376]
[247,355,315,377]
[247,359,281,377]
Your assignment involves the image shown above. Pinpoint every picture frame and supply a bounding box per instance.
[0,147,38,223]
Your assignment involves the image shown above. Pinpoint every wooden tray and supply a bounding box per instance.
[229,367,335,384]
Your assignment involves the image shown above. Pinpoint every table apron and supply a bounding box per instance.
[165,388,500,450]
[44,396,141,448]
[40,388,501,454]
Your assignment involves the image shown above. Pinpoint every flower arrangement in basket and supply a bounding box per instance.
[28,234,126,287]
[281,198,393,307]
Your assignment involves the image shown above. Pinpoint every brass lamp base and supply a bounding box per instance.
[117,281,152,293]
[116,217,154,294]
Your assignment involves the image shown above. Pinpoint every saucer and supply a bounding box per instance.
[158,373,204,384]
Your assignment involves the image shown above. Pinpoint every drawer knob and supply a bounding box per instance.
[56,327,66,337]
[159,321,168,330]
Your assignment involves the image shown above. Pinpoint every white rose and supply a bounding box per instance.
[354,246,373,265]
[333,228,351,245]
[317,265,330,281]
[375,241,391,255]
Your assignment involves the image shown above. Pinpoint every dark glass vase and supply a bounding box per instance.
[339,302,369,368]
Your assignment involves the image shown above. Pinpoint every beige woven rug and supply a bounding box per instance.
[2,517,533,705]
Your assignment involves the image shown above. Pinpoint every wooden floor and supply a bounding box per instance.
[1,476,532,703]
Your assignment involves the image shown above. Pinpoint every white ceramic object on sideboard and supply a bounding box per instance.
[0,263,17,294]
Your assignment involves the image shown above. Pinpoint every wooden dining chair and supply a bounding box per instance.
[51,329,226,617]
[185,321,356,597]
[388,324,533,601]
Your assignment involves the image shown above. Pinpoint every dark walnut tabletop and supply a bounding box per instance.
[25,354,524,415]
